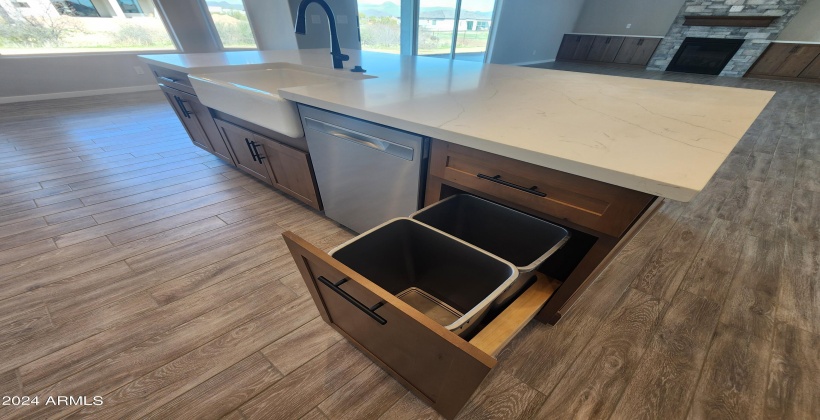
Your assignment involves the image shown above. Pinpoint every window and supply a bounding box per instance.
[0,0,176,54]
[357,0,401,54]
[51,0,100,17]
[117,0,142,15]
[203,0,256,49]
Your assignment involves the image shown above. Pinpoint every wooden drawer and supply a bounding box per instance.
[284,231,559,419]
[428,140,653,237]
[148,64,196,96]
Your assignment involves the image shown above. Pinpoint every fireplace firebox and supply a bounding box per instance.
[666,37,745,75]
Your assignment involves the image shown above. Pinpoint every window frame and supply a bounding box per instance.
[0,0,182,56]
[198,0,259,52]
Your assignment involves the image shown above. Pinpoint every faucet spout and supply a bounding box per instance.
[294,0,350,69]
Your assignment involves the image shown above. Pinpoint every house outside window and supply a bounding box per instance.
[0,0,176,54]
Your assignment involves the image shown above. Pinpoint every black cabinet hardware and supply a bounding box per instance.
[477,173,547,197]
[317,276,387,324]
[250,141,266,162]
[175,96,191,118]
[245,138,258,162]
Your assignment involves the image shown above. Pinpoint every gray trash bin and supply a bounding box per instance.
[330,218,518,336]
[411,194,570,308]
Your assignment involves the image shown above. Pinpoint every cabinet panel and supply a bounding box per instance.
[159,84,213,154]
[799,55,820,79]
[746,43,795,75]
[629,37,661,66]
[215,119,274,184]
[257,136,322,210]
[586,36,624,62]
[773,45,820,77]
[556,34,579,61]
[572,35,596,61]
[428,140,653,238]
[613,37,640,64]
[176,91,235,164]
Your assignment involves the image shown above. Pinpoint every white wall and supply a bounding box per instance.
[489,0,586,65]
[0,0,224,102]
[779,0,820,42]
[0,53,160,101]
[573,0,685,36]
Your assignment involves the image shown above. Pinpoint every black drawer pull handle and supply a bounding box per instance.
[477,174,547,197]
[249,141,266,162]
[317,276,387,325]
[245,138,258,162]
[175,96,191,118]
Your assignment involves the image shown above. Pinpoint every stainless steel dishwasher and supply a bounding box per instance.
[298,105,428,233]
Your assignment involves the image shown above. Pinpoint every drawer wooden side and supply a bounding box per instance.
[148,64,196,96]
[429,140,653,237]
[284,231,495,419]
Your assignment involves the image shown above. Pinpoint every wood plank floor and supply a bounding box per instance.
[0,64,818,419]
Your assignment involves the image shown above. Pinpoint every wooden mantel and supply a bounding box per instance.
[683,15,779,27]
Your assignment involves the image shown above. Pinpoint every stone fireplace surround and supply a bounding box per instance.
[648,0,806,77]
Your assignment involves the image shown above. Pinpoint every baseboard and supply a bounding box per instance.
[510,59,555,67]
[0,84,159,104]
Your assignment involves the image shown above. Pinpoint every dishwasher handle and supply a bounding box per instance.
[304,117,415,161]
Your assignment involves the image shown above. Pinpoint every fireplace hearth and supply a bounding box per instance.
[666,37,745,75]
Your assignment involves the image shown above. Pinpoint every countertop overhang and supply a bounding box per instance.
[140,49,775,202]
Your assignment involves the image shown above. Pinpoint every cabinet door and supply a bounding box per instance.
[159,84,214,153]
[799,54,820,79]
[556,34,581,61]
[179,92,236,164]
[746,43,794,75]
[587,36,625,62]
[572,35,596,61]
[773,45,820,77]
[215,119,274,184]
[258,135,322,210]
[629,37,661,66]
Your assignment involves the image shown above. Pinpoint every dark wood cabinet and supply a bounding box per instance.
[799,55,820,79]
[265,139,322,210]
[149,63,324,211]
[424,139,658,325]
[215,118,275,184]
[283,138,660,419]
[556,34,582,61]
[746,43,794,75]
[614,37,661,65]
[572,35,596,60]
[557,34,660,67]
[746,42,820,83]
[215,118,322,210]
[152,64,235,165]
[775,45,820,77]
[159,84,213,153]
[586,36,625,62]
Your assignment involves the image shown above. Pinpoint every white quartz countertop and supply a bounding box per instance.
[140,49,774,202]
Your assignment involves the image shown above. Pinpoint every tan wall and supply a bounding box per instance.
[779,0,820,42]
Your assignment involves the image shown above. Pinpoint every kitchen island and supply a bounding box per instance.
[141,47,772,321]
[141,49,773,418]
